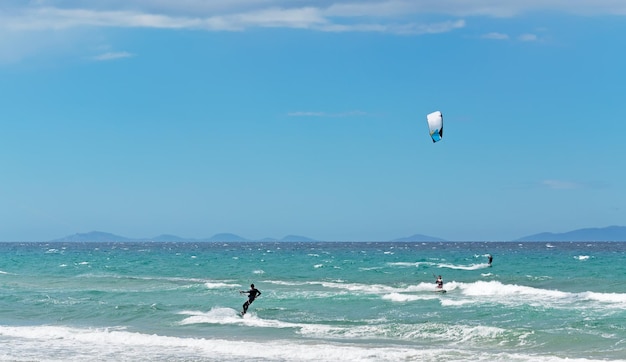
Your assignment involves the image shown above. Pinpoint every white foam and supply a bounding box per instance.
[0,324,527,362]
[359,267,383,271]
[315,281,399,294]
[179,307,297,329]
[582,291,626,306]
[439,263,490,270]
[0,322,614,361]
[387,261,435,268]
[382,292,436,302]
[264,280,306,286]
[264,280,455,298]
[406,282,458,293]
[440,298,474,307]
[205,282,240,289]
[456,280,626,310]
[462,280,568,300]
[575,255,590,261]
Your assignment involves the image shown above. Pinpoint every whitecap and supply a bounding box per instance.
[387,261,435,268]
[382,293,436,302]
[0,324,601,361]
[204,282,240,289]
[438,263,490,270]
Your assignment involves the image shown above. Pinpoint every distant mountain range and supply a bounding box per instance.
[48,226,626,243]
[50,231,318,243]
[514,225,626,242]
[391,234,446,242]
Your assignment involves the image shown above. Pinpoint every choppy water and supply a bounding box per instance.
[1,241,625,361]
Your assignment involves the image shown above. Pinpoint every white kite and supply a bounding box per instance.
[426,111,443,143]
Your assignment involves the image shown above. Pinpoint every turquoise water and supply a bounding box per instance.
[1,242,625,361]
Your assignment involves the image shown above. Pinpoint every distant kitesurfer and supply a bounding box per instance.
[240,284,261,315]
[487,254,493,266]
[435,275,443,289]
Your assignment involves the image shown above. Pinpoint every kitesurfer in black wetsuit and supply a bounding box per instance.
[488,254,493,266]
[435,275,443,289]
[240,284,261,315]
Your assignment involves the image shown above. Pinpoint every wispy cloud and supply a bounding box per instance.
[541,179,581,190]
[482,31,542,42]
[0,6,464,35]
[482,32,509,40]
[91,51,134,61]
[288,110,369,118]
[518,33,539,42]
[1,1,624,63]
[323,0,626,18]
[3,1,625,35]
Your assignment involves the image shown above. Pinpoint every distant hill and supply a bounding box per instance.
[47,231,322,243]
[150,234,191,242]
[516,226,626,242]
[206,233,249,242]
[50,228,626,243]
[51,231,133,242]
[391,234,446,242]
[258,237,280,242]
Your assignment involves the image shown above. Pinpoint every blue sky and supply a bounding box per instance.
[1,1,625,242]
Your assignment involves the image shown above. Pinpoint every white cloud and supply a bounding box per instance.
[0,6,464,35]
[1,0,623,63]
[482,32,542,42]
[4,1,623,36]
[92,51,134,61]
[482,32,509,40]
[4,1,626,23]
[318,19,465,35]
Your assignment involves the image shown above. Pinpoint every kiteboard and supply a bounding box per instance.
[434,289,447,293]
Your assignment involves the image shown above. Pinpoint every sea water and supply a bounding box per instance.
[1,241,625,361]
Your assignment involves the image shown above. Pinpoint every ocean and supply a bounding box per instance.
[1,241,625,361]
